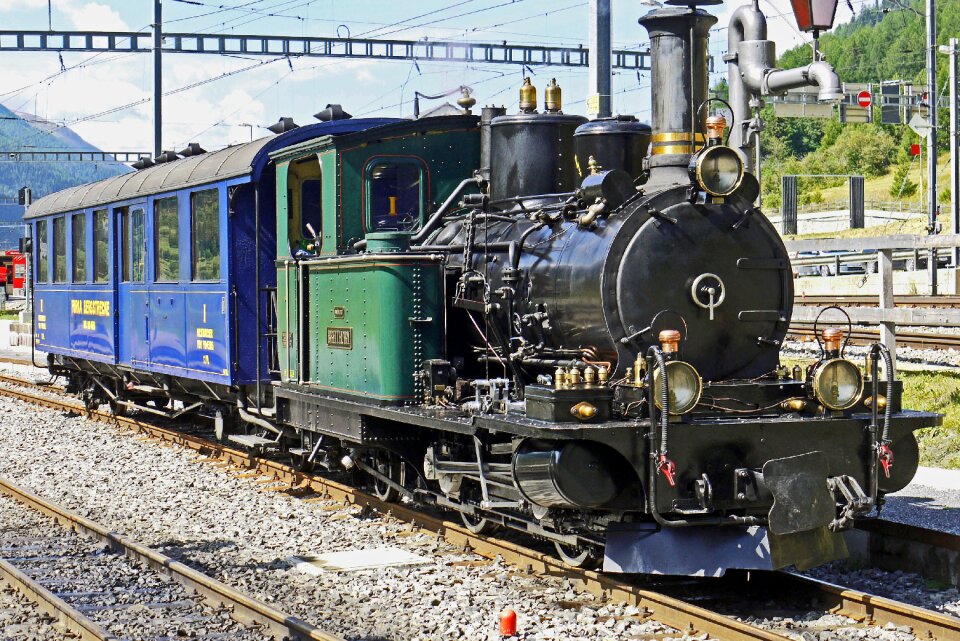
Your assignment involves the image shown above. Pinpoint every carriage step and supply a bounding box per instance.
[288,448,307,456]
[227,435,279,449]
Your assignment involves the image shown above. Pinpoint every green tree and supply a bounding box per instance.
[890,161,918,198]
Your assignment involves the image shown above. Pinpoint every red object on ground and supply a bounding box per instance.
[911,143,921,156]
[499,609,517,637]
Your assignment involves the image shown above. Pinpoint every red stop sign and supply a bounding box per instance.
[857,90,872,108]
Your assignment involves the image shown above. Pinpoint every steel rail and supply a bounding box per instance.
[0,472,344,641]
[0,374,789,641]
[779,573,960,641]
[788,325,960,350]
[2,373,959,639]
[794,295,960,308]
[0,555,119,641]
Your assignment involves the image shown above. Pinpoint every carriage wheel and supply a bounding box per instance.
[108,398,127,417]
[460,511,500,535]
[554,542,600,569]
[371,451,402,503]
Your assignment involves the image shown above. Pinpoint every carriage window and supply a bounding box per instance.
[122,208,144,283]
[191,189,219,281]
[365,158,426,231]
[35,220,47,284]
[72,213,86,282]
[154,197,179,282]
[53,216,66,283]
[93,209,108,283]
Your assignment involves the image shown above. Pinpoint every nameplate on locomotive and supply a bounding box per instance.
[326,327,353,350]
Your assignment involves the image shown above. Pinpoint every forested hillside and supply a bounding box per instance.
[745,0,960,208]
[0,103,128,248]
[0,103,128,200]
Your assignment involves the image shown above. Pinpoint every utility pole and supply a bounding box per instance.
[926,0,938,294]
[588,0,612,118]
[945,38,959,266]
[153,0,162,159]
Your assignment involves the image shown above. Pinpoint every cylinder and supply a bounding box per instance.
[489,113,587,201]
[638,6,717,175]
[512,439,627,508]
[574,116,651,179]
[480,106,507,182]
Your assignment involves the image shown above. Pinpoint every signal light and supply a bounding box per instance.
[789,0,839,33]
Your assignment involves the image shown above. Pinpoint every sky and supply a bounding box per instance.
[0,0,863,155]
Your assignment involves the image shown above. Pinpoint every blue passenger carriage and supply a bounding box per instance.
[26,117,393,416]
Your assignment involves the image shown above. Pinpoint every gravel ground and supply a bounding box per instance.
[0,362,957,640]
[0,586,62,641]
[0,492,270,641]
[882,483,960,535]
[0,394,682,641]
[781,339,960,370]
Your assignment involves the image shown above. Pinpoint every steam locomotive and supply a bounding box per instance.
[26,0,940,575]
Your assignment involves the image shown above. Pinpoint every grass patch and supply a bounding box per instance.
[0,310,20,321]
[781,359,960,469]
[901,370,960,469]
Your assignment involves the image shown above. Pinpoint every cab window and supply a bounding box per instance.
[365,158,427,232]
[35,220,48,284]
[286,155,322,253]
[72,213,86,282]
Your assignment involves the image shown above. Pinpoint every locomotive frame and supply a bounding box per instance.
[25,1,942,576]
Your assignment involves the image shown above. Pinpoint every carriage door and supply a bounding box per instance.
[117,205,149,365]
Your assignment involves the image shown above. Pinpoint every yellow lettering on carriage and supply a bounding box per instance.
[70,299,110,317]
[196,327,214,339]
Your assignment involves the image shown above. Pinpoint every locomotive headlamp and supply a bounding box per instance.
[689,145,744,197]
[653,361,703,415]
[811,359,864,411]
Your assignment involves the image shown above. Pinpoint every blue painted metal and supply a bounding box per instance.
[30,117,397,387]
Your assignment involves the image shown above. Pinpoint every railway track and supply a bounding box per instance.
[795,295,960,309]
[789,326,960,350]
[0,372,957,640]
[0,471,344,641]
[791,295,960,350]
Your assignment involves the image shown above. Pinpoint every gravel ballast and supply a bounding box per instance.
[0,394,680,641]
[0,365,957,640]
[0,492,270,640]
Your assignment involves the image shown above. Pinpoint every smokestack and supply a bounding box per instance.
[638,6,716,187]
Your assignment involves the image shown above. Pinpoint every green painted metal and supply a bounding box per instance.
[273,118,479,397]
[303,254,444,401]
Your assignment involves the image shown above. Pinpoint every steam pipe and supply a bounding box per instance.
[725,2,841,176]
[726,2,766,152]
[409,176,479,246]
[761,61,843,102]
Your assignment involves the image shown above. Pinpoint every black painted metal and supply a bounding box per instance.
[573,117,651,179]
[434,181,791,381]
[488,113,586,201]
[782,175,798,235]
[849,175,865,229]
[639,6,716,185]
